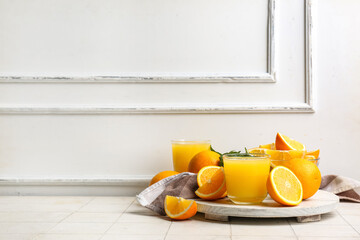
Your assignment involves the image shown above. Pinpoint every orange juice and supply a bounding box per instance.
[223,153,270,204]
[171,140,211,172]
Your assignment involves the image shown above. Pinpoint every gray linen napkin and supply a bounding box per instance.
[136,172,198,215]
[137,173,360,216]
[320,175,360,203]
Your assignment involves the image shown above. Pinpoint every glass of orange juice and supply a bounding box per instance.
[223,153,270,204]
[171,140,211,172]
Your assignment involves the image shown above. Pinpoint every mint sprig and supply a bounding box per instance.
[210,146,252,167]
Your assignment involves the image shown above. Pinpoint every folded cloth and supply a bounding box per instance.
[320,175,360,203]
[136,172,198,215]
[137,173,360,216]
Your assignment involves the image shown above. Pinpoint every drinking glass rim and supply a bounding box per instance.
[271,158,320,161]
[171,139,211,144]
[223,153,271,159]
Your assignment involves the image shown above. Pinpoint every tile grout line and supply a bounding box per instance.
[287,218,300,240]
[29,197,95,240]
[31,212,74,240]
[163,220,173,240]
[38,196,96,237]
[99,198,136,239]
[75,197,98,212]
[229,217,232,240]
[337,210,360,236]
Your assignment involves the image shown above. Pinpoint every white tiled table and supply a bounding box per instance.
[0,196,359,240]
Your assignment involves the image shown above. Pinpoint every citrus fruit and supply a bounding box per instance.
[281,158,321,199]
[248,147,267,154]
[149,170,179,186]
[275,133,306,151]
[188,150,220,173]
[249,148,304,160]
[265,149,305,160]
[164,195,197,220]
[304,155,316,160]
[197,166,227,197]
[259,143,275,149]
[197,166,220,186]
[249,148,305,168]
[195,166,226,200]
[267,166,303,206]
[306,149,320,159]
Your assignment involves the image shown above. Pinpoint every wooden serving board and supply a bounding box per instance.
[195,190,339,223]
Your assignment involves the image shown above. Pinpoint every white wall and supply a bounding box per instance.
[0,0,359,195]
[315,0,360,178]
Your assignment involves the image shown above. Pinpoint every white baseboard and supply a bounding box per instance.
[0,177,151,196]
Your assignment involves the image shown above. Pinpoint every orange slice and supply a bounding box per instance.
[267,166,303,206]
[304,155,316,160]
[266,149,305,160]
[306,149,320,159]
[275,133,306,151]
[248,148,267,154]
[220,191,227,198]
[249,148,305,168]
[195,167,226,200]
[259,143,275,150]
[164,196,197,220]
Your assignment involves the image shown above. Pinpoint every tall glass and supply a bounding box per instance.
[223,153,270,204]
[171,140,211,172]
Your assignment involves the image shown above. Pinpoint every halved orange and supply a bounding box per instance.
[164,195,197,220]
[195,167,226,200]
[267,166,303,206]
[197,166,227,198]
[275,133,306,151]
[197,166,222,187]
[306,149,320,159]
[281,158,321,199]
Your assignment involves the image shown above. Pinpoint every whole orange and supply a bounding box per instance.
[188,150,220,173]
[149,170,179,186]
[282,158,321,199]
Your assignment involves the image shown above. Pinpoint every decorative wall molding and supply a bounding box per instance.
[0,177,151,195]
[0,103,314,114]
[0,177,151,186]
[305,0,314,108]
[0,0,314,114]
[0,0,276,84]
[0,74,275,83]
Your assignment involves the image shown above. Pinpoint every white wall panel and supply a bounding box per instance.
[0,0,269,77]
[0,0,359,195]
[0,0,311,114]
